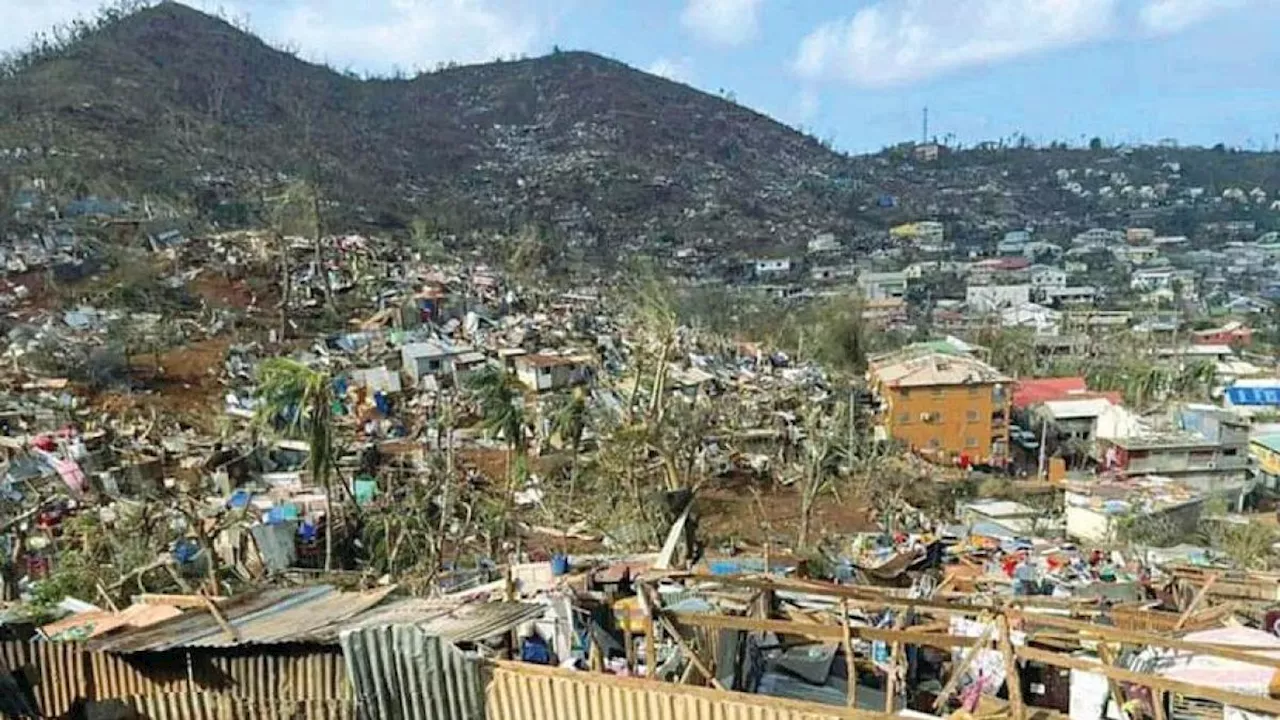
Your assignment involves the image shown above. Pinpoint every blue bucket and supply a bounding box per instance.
[551,554,570,576]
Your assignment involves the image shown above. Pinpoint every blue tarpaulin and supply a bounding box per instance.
[1228,385,1280,406]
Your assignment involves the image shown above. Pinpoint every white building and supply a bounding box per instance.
[1000,302,1062,335]
[401,340,473,385]
[1131,268,1196,293]
[966,284,1031,313]
[1073,228,1123,245]
[1043,286,1099,305]
[807,233,840,254]
[752,258,793,275]
[1029,265,1068,290]
[513,353,593,392]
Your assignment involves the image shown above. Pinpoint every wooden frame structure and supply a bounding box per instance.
[633,573,1280,719]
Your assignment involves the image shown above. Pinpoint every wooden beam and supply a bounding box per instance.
[1016,645,1280,717]
[658,615,725,691]
[841,599,857,709]
[1175,575,1217,631]
[885,611,908,714]
[640,581,658,679]
[999,616,1023,720]
[1152,690,1167,720]
[934,623,994,711]
[1097,642,1129,720]
[624,627,635,674]
[133,593,229,609]
[667,612,982,649]
[1011,609,1280,670]
[650,572,1104,617]
[201,593,238,643]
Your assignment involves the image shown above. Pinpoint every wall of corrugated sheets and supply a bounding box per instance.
[4,640,883,720]
[0,641,350,717]
[486,662,878,720]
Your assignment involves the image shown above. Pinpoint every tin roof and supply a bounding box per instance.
[86,585,542,654]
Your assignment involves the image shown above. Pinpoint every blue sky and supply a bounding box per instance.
[5,0,1280,152]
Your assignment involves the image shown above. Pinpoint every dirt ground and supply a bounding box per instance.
[698,474,879,549]
[91,336,232,432]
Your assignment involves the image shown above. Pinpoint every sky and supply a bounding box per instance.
[3,0,1280,153]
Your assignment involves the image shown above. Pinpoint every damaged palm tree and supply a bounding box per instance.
[254,357,337,571]
[467,365,527,554]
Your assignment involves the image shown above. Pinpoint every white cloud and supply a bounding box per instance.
[0,0,106,54]
[793,0,1119,88]
[1139,0,1249,35]
[680,0,763,47]
[794,88,819,123]
[0,0,546,74]
[279,0,542,72]
[646,56,694,83]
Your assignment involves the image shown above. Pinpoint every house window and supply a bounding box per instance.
[539,367,551,376]
[965,437,979,448]
[900,389,910,398]
[968,386,979,396]
[931,388,945,398]
[966,410,979,422]
[928,438,941,449]
[1224,448,1239,456]
[897,412,910,424]
[426,359,441,373]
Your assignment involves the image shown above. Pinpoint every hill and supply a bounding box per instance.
[0,1,859,260]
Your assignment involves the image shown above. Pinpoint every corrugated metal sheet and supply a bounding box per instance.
[89,586,316,653]
[485,662,879,720]
[202,648,352,700]
[341,625,486,720]
[86,586,533,653]
[0,641,350,714]
[108,692,355,720]
[0,638,87,716]
[346,600,546,643]
[89,585,396,653]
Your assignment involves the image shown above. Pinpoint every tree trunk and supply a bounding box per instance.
[798,495,812,550]
[278,233,291,342]
[323,465,334,572]
[312,188,333,309]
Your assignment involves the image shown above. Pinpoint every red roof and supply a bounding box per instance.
[1013,377,1122,409]
[1013,377,1087,408]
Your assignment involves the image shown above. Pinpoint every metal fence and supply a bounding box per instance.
[3,639,881,720]
[0,641,350,717]
[486,662,882,720]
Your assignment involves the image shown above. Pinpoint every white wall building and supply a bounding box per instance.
[966,284,1031,313]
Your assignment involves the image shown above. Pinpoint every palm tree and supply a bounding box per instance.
[550,387,589,496]
[1173,360,1217,401]
[467,366,527,549]
[255,358,337,571]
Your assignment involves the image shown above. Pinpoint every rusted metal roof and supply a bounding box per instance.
[85,586,542,654]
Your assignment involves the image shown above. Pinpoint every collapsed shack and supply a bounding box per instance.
[0,584,544,718]
[7,564,1280,720]
[611,571,1280,720]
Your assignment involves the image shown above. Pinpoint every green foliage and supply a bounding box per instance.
[1211,522,1276,570]
[466,365,526,450]
[1115,513,1184,548]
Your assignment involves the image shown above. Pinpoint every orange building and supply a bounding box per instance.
[870,352,1012,465]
